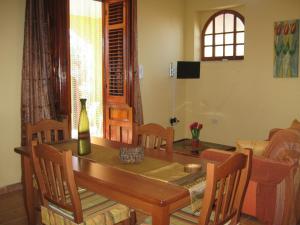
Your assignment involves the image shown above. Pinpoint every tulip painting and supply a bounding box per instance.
[274,20,299,78]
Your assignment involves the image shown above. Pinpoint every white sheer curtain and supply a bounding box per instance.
[69,0,103,138]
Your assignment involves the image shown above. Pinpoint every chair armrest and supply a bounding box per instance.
[200,149,296,185]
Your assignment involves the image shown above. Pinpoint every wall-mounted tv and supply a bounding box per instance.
[177,61,200,79]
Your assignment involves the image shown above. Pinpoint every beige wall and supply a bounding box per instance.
[184,0,300,145]
[137,0,186,139]
[0,0,25,187]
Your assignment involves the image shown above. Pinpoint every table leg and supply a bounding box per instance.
[152,206,170,225]
[21,155,35,225]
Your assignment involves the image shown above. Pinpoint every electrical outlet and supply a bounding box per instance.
[170,117,179,126]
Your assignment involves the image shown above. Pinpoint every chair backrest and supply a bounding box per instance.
[31,142,83,223]
[199,149,252,225]
[26,118,70,145]
[135,123,174,153]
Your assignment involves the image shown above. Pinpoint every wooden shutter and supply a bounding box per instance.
[104,0,133,144]
[104,0,128,104]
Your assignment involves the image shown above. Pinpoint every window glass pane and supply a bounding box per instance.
[215,15,224,33]
[224,13,234,32]
[70,0,103,138]
[204,47,213,57]
[225,45,234,56]
[205,22,213,34]
[236,18,244,31]
[215,34,223,45]
[215,46,223,57]
[225,33,234,44]
[204,35,213,46]
[236,32,244,44]
[236,44,244,56]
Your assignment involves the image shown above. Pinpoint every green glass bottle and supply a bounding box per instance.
[78,98,91,156]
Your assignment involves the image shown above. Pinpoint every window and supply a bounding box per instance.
[201,10,245,61]
[70,0,103,138]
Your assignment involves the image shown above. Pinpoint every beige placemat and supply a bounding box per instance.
[142,162,189,182]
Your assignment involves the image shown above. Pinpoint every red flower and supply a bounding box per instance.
[283,23,290,35]
[189,122,198,130]
[290,23,296,34]
[198,123,203,130]
[275,23,282,35]
[189,122,203,139]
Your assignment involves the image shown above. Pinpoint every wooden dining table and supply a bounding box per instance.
[15,138,206,225]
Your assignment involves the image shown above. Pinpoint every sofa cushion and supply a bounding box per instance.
[290,119,300,131]
[236,140,269,156]
[263,128,300,161]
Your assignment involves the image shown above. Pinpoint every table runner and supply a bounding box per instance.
[54,141,206,211]
[55,141,172,174]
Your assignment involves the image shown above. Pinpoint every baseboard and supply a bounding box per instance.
[0,183,23,195]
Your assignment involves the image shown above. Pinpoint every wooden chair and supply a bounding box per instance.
[199,149,252,225]
[142,149,252,225]
[31,142,134,225]
[135,123,174,153]
[26,118,70,145]
[26,118,70,213]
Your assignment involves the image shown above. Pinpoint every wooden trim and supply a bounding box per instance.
[0,183,23,195]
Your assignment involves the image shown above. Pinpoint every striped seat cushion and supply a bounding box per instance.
[142,205,223,225]
[41,188,131,225]
[142,204,199,225]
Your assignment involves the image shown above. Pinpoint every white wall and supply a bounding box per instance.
[0,0,25,187]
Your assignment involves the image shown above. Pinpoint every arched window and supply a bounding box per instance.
[201,10,245,61]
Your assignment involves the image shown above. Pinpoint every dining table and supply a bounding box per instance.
[14,138,208,225]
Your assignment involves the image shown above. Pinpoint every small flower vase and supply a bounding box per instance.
[191,138,200,148]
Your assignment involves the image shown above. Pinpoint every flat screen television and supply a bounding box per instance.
[177,61,200,79]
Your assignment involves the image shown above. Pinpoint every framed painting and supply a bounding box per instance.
[274,20,299,78]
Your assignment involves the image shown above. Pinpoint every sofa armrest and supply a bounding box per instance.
[268,128,283,140]
[200,149,296,185]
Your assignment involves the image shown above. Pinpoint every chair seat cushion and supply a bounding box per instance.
[142,204,200,225]
[41,189,131,225]
[141,205,227,225]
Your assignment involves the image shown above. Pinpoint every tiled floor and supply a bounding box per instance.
[0,190,263,225]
